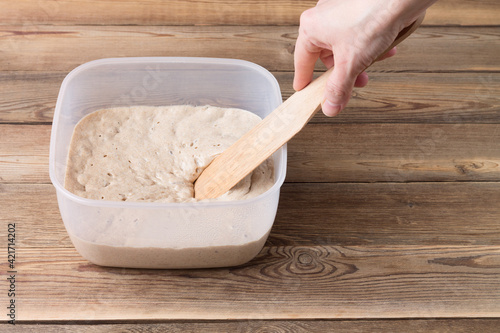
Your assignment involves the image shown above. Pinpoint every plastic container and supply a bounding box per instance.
[49,57,286,269]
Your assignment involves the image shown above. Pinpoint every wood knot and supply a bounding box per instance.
[298,252,313,265]
[287,248,334,276]
[429,254,500,269]
[454,161,484,175]
[247,246,358,283]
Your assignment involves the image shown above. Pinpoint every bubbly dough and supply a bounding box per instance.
[64,105,274,202]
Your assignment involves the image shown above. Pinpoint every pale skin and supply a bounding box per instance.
[294,0,438,116]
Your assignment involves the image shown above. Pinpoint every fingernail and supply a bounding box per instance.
[323,100,342,117]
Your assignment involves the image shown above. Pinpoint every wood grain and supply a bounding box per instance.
[0,0,498,26]
[2,72,499,124]
[0,0,313,26]
[0,71,63,123]
[1,1,499,326]
[0,125,50,183]
[3,123,499,184]
[296,72,500,124]
[1,245,499,320]
[7,320,500,333]
[1,26,498,72]
[0,184,67,247]
[287,123,500,183]
[2,182,499,248]
[272,182,500,246]
[425,0,500,26]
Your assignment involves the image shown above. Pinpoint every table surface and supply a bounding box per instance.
[1,0,500,331]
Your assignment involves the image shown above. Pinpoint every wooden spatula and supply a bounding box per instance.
[194,13,426,200]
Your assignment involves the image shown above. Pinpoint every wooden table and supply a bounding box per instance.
[1,0,500,331]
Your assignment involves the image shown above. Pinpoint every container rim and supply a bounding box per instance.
[49,57,287,209]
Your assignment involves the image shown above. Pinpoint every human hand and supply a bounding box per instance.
[293,0,436,116]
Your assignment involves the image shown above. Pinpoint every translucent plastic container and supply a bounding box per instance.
[49,57,286,269]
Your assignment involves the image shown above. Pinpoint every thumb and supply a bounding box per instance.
[322,57,358,117]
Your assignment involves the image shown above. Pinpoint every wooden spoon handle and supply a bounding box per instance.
[194,12,426,200]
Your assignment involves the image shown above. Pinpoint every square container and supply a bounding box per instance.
[49,57,286,269]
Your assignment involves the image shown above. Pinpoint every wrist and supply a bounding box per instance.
[387,0,437,30]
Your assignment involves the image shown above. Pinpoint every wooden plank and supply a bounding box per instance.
[1,72,499,124]
[0,125,50,184]
[2,123,499,184]
[287,123,500,183]
[7,319,500,332]
[2,182,499,248]
[426,0,500,26]
[0,184,67,247]
[0,0,498,26]
[0,26,498,72]
[0,71,63,123]
[271,182,500,246]
[298,72,500,124]
[1,245,498,320]
[0,0,312,26]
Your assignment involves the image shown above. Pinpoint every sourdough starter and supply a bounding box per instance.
[65,105,274,202]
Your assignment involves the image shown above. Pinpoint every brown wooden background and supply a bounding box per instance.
[1,0,499,331]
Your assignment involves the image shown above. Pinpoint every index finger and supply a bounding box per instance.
[293,33,321,91]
